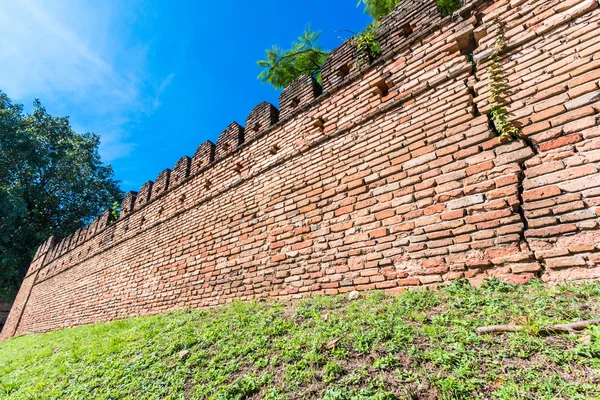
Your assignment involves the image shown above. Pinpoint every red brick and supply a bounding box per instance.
[482,138,503,151]
[525,224,578,238]
[466,161,494,176]
[531,105,566,123]
[522,186,562,202]
[335,205,354,216]
[331,222,353,232]
[441,209,465,220]
[271,254,287,262]
[538,134,583,152]
[369,228,389,239]
[454,146,481,160]
[465,209,512,224]
[494,175,519,188]
[523,121,551,136]
[291,240,313,250]
[375,210,395,220]
[398,278,421,286]
[390,222,415,233]
[424,204,445,215]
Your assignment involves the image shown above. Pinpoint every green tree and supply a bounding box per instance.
[257,25,329,90]
[358,0,463,20]
[357,0,398,21]
[0,91,123,301]
[437,0,463,15]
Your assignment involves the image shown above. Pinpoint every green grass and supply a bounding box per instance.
[1,279,600,399]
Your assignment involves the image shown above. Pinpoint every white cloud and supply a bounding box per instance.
[152,73,176,111]
[0,0,171,163]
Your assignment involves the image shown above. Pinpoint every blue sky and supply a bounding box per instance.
[0,0,371,191]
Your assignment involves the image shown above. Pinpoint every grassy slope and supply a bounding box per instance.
[1,280,600,399]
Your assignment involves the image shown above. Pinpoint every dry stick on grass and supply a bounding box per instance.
[476,318,600,335]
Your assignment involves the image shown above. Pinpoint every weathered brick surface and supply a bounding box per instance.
[151,169,171,201]
[244,102,279,142]
[215,122,244,160]
[135,181,153,210]
[279,75,322,120]
[473,0,600,283]
[191,141,215,175]
[320,40,360,92]
[170,156,191,189]
[2,0,600,340]
[121,191,137,217]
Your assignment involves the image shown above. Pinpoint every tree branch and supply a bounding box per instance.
[276,48,326,62]
[475,319,600,335]
[336,29,358,36]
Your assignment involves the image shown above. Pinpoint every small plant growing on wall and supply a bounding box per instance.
[110,201,120,224]
[488,18,522,142]
[352,23,382,69]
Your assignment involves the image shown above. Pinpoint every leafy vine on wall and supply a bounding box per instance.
[352,23,383,69]
[488,18,522,142]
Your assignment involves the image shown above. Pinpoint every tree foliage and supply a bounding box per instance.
[357,0,398,21]
[257,0,465,90]
[352,22,382,68]
[257,26,329,90]
[0,91,123,300]
[437,0,463,15]
[358,0,463,20]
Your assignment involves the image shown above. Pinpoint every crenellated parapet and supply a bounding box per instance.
[279,75,322,120]
[135,181,153,210]
[121,191,138,217]
[320,40,360,92]
[70,229,82,250]
[216,122,245,159]
[151,169,171,201]
[98,209,112,229]
[376,0,443,58]
[28,236,58,275]
[76,227,88,248]
[244,102,279,142]
[192,141,215,175]
[170,156,191,189]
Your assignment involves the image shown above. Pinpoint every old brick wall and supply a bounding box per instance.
[472,0,600,281]
[2,0,600,340]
